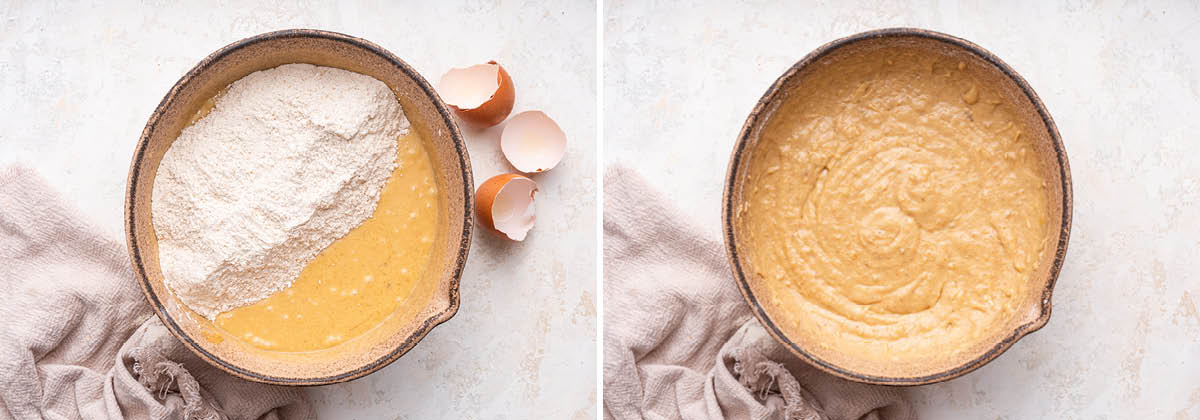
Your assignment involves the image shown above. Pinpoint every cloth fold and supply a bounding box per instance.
[0,165,312,420]
[603,165,913,420]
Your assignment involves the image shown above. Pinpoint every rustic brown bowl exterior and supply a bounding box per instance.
[722,28,1073,386]
[125,29,473,385]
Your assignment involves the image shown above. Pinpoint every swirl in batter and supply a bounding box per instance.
[738,46,1050,365]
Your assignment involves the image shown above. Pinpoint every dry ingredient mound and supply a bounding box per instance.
[152,63,407,320]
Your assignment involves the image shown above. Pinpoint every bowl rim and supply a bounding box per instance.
[721,27,1073,386]
[124,29,474,386]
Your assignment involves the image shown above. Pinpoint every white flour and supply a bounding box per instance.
[152,63,406,320]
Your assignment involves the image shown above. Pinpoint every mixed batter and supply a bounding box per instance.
[737,46,1051,364]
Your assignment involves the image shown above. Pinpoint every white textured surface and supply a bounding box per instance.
[0,1,596,419]
[606,1,1200,419]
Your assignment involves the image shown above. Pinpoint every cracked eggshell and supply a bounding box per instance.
[437,61,515,127]
[500,110,567,173]
[475,173,537,241]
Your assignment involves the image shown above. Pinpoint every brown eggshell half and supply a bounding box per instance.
[439,61,515,128]
[474,173,537,241]
[500,110,567,173]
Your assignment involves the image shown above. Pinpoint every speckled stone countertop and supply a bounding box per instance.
[605,1,1199,418]
[0,2,596,418]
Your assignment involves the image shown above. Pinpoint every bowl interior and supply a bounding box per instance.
[125,30,472,385]
[723,29,1071,385]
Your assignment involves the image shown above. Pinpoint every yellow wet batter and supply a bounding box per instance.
[214,132,439,352]
[738,46,1050,364]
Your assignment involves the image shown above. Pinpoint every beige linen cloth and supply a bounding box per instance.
[0,165,312,420]
[603,166,914,420]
